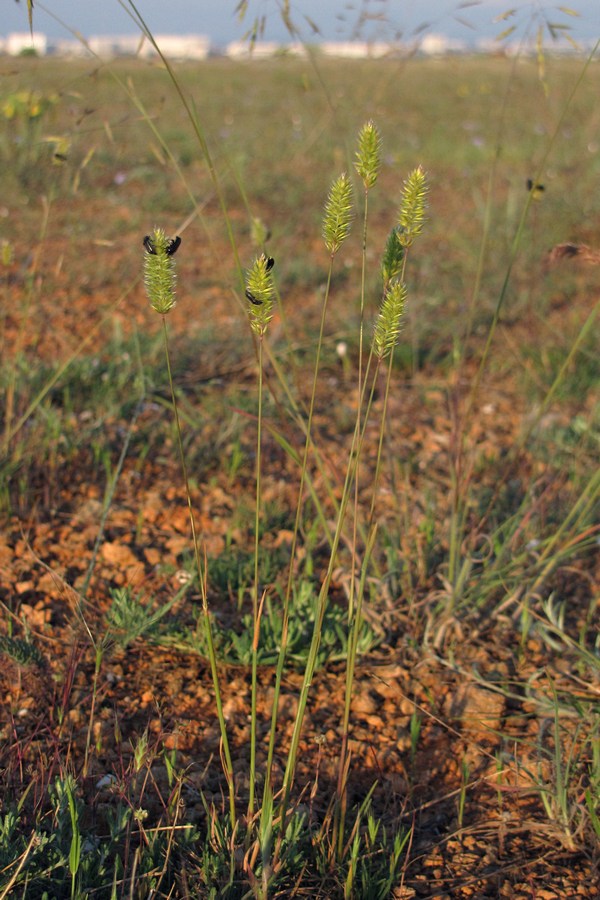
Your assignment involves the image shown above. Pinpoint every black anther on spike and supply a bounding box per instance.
[143,235,182,256]
[245,289,263,305]
[166,236,181,256]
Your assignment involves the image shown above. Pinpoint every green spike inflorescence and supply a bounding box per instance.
[143,227,179,315]
[355,120,382,190]
[397,166,428,249]
[322,173,354,255]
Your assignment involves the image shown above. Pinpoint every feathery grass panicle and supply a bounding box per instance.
[355,120,382,190]
[381,226,406,286]
[397,166,428,248]
[373,280,407,360]
[246,253,275,336]
[143,227,178,315]
[323,172,354,255]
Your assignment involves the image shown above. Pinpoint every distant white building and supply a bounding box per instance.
[49,38,91,58]
[46,33,210,60]
[420,33,466,55]
[6,32,47,56]
[139,35,211,60]
[225,40,305,59]
[226,40,275,59]
[319,41,391,58]
[88,35,144,58]
[86,33,210,60]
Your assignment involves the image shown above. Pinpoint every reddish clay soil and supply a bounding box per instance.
[1,225,599,897]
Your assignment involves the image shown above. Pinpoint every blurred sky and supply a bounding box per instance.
[3,1,599,45]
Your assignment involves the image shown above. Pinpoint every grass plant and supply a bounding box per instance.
[0,2,599,896]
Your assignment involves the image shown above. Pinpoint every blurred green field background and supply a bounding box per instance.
[2,52,599,511]
[3,53,600,317]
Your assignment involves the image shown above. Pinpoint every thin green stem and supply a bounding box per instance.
[280,340,382,821]
[248,337,265,821]
[263,259,335,797]
[334,187,369,853]
[161,317,236,826]
[350,189,370,617]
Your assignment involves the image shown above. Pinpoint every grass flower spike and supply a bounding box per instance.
[143,227,180,314]
[323,172,353,254]
[355,120,382,189]
[398,166,428,248]
[246,253,275,336]
[381,226,406,286]
[373,280,407,359]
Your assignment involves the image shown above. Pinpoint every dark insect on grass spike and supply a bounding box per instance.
[143,235,182,256]
[265,256,275,272]
[527,178,544,193]
[245,289,263,305]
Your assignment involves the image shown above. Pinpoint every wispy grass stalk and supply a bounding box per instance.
[349,122,382,615]
[262,174,354,827]
[333,122,381,852]
[143,228,236,825]
[335,166,427,855]
[278,333,390,825]
[244,253,275,821]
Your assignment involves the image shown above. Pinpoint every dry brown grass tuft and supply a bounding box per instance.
[546,242,600,266]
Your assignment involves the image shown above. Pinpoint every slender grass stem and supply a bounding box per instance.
[248,336,265,821]
[280,343,382,819]
[263,260,335,799]
[161,316,236,825]
[334,185,369,852]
